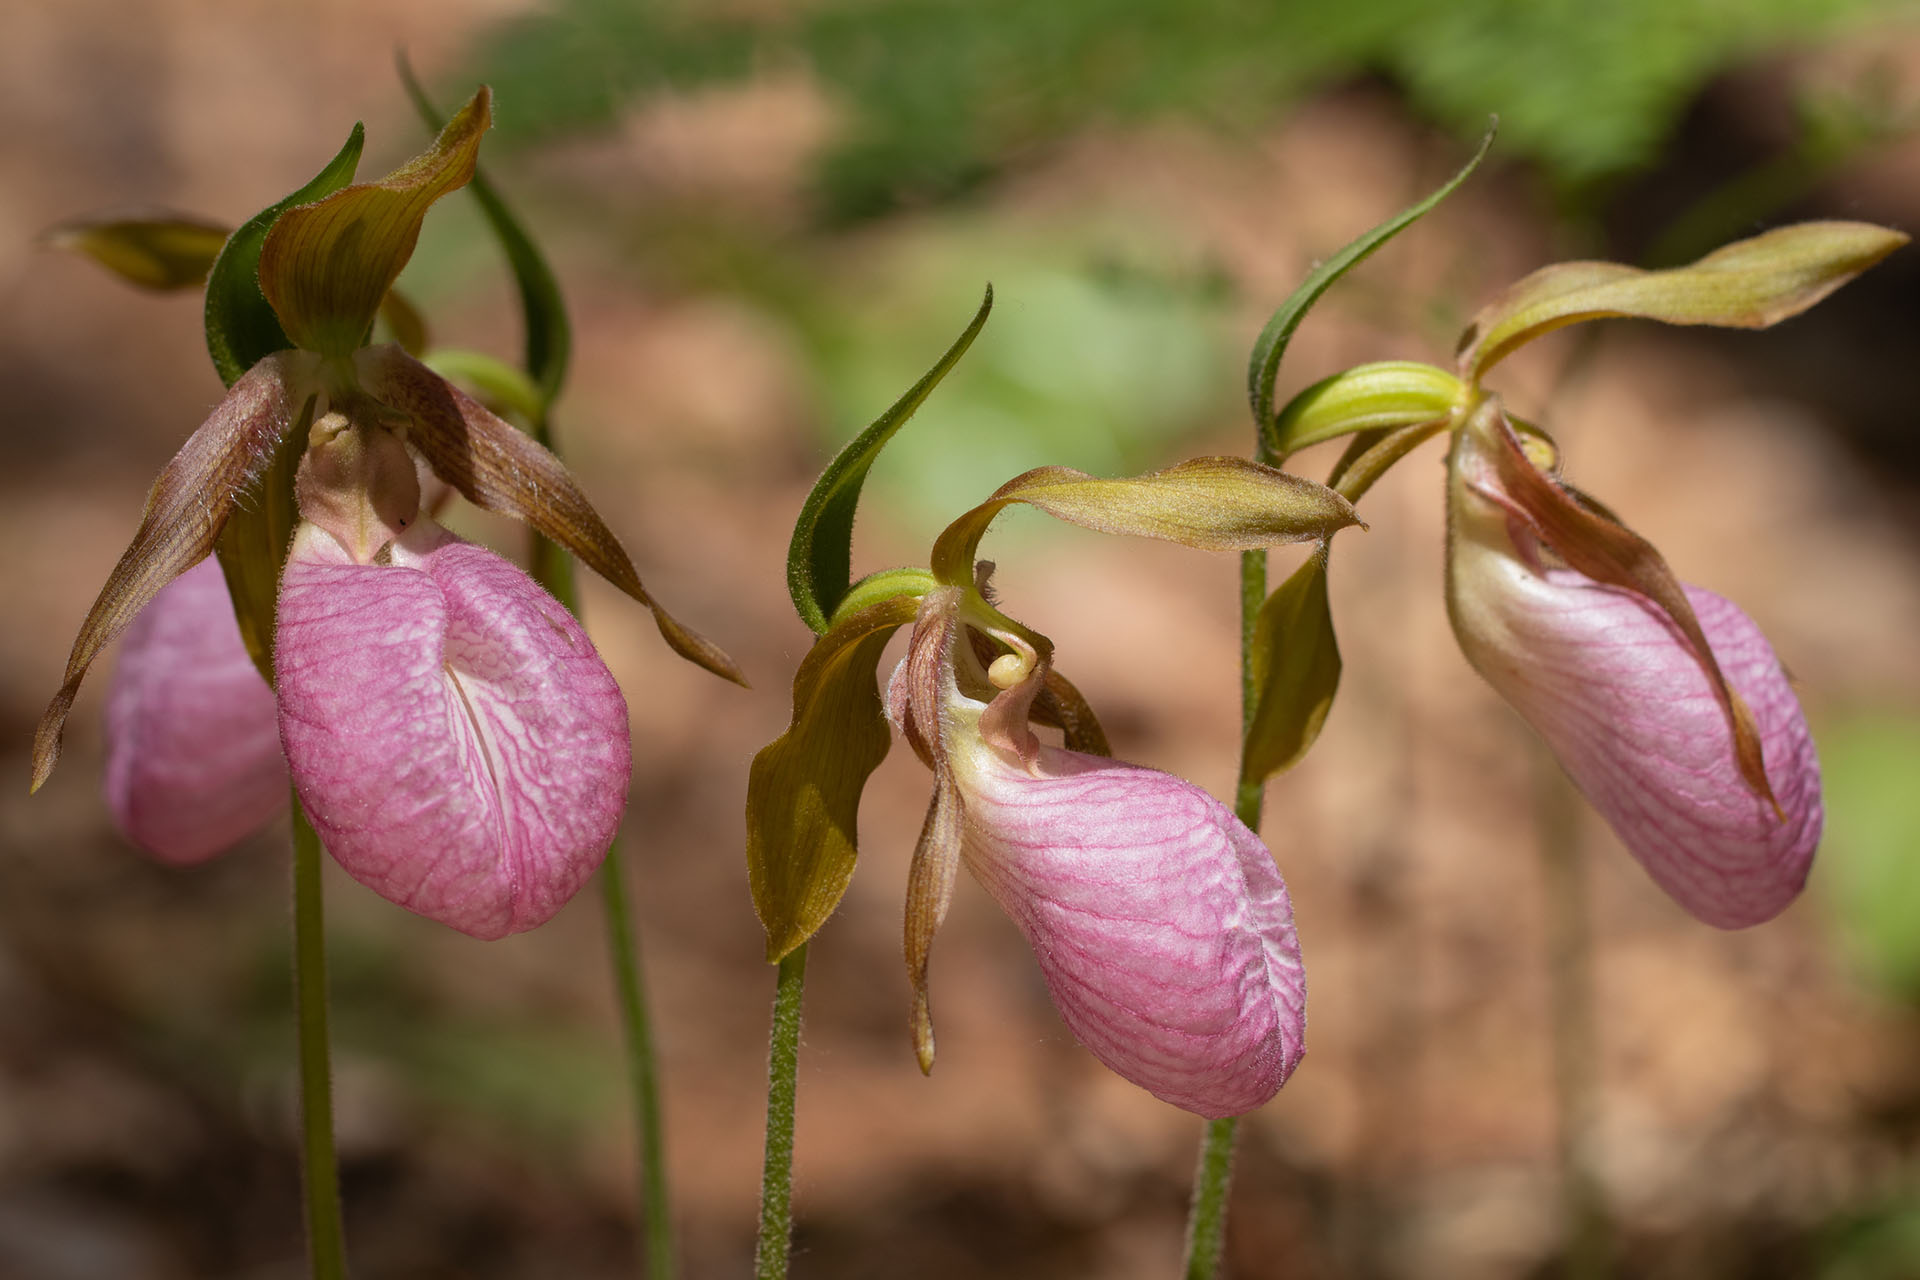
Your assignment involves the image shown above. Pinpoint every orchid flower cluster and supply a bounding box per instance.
[37,89,1910,1280]
[37,88,742,938]
[1245,214,1903,931]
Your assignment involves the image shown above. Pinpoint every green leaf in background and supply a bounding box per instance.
[1818,713,1920,1002]
[1248,126,1491,449]
[1242,545,1341,786]
[399,54,572,406]
[788,286,991,634]
[204,125,364,388]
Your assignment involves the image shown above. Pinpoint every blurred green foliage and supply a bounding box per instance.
[471,0,1909,218]
[1817,713,1920,1001]
[1820,1190,1920,1279]
[812,227,1233,535]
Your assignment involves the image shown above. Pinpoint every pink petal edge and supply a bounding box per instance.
[955,740,1307,1117]
[104,558,288,864]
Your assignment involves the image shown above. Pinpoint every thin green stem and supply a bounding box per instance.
[527,531,679,1277]
[1184,1117,1240,1280]
[755,945,809,1280]
[600,841,676,1278]
[1537,749,1609,1280]
[1179,543,1270,1279]
[291,797,347,1280]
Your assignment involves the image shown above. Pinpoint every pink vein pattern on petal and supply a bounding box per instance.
[104,557,287,864]
[956,744,1306,1117]
[1458,563,1820,928]
[275,523,631,939]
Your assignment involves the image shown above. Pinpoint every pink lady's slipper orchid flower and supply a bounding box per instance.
[35,88,743,938]
[890,586,1307,1117]
[1446,399,1820,927]
[105,557,287,864]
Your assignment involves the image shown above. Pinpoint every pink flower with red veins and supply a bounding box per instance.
[1446,399,1820,927]
[891,587,1306,1117]
[105,557,287,864]
[277,516,631,939]
[35,87,742,937]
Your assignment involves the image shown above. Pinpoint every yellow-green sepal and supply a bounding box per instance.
[205,125,365,387]
[1268,361,1463,463]
[1458,220,1909,383]
[747,594,923,961]
[929,457,1360,586]
[1241,543,1340,788]
[259,87,491,358]
[42,212,230,291]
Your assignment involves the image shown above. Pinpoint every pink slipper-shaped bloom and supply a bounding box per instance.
[1446,401,1820,927]
[893,588,1305,1117]
[104,557,288,864]
[275,519,632,939]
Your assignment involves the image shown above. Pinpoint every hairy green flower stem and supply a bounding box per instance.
[755,946,809,1280]
[291,798,347,1280]
[1188,364,1471,1276]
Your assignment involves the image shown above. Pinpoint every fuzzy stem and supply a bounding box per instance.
[1537,749,1610,1279]
[755,945,809,1280]
[1179,541,1271,1279]
[291,797,347,1280]
[600,840,677,1278]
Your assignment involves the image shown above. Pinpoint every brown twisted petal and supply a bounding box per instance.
[359,344,746,687]
[32,353,302,793]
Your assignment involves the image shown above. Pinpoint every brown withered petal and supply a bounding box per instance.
[259,88,490,357]
[905,774,965,1076]
[1031,666,1112,758]
[360,344,746,686]
[1457,398,1776,810]
[931,457,1360,584]
[32,354,302,792]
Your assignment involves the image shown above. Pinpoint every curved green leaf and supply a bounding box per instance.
[788,287,991,634]
[204,126,364,388]
[1248,124,1492,450]
[399,56,571,406]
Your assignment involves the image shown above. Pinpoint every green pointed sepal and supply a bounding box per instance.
[929,457,1360,587]
[258,88,491,358]
[1457,220,1909,383]
[1268,361,1464,463]
[42,211,230,292]
[747,594,925,961]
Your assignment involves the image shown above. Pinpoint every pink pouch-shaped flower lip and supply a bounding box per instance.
[105,557,289,865]
[275,520,631,939]
[954,737,1308,1117]
[1447,406,1821,928]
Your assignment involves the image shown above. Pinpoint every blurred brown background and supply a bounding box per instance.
[5,1,1920,1276]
